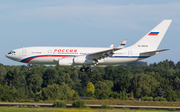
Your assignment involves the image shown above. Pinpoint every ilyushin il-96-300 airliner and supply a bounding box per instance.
[6,20,172,72]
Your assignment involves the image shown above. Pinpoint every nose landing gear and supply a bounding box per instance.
[28,64,32,71]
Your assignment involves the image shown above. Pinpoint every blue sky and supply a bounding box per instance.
[1,0,180,65]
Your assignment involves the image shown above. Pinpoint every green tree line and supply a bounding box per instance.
[0,59,179,101]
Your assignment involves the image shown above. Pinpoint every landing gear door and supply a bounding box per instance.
[48,50,52,56]
[128,50,132,57]
[22,49,26,56]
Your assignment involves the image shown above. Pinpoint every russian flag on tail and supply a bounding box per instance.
[148,32,159,36]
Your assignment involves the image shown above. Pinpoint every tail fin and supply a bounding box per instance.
[130,20,172,51]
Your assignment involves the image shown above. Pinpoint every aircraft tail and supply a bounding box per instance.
[130,20,172,51]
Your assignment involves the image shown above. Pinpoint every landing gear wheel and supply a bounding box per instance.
[80,66,93,72]
[28,67,32,71]
[27,64,32,71]
[85,67,91,72]
[90,69,93,72]
[80,68,85,72]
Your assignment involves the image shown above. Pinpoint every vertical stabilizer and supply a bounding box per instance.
[130,20,172,51]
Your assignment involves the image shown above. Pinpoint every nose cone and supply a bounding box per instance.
[5,53,18,61]
[6,54,10,58]
[6,54,13,60]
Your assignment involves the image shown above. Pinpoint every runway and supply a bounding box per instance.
[0,102,179,110]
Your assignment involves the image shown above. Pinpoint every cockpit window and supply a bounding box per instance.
[8,51,16,54]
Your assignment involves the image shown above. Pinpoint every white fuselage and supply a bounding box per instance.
[6,46,151,65]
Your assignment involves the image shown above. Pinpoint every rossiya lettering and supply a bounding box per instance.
[54,49,77,52]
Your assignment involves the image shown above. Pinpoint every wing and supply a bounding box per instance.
[87,39,127,63]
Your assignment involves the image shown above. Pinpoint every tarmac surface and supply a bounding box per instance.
[0,102,180,110]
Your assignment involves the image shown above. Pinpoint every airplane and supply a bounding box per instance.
[6,20,172,72]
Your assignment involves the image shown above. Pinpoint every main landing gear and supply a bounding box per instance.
[28,64,32,71]
[80,66,93,72]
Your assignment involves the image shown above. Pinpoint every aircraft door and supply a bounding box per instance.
[22,49,26,56]
[128,50,132,57]
[48,50,52,56]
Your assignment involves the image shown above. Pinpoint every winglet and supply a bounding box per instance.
[110,44,114,48]
[118,39,127,48]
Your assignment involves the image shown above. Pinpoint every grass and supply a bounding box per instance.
[65,100,180,107]
[0,107,174,112]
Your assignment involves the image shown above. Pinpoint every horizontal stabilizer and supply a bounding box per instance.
[141,49,170,54]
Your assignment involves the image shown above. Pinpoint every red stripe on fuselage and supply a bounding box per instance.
[23,56,148,63]
[24,56,69,63]
[109,57,148,58]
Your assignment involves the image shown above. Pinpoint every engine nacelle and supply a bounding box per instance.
[74,56,93,64]
[58,57,74,66]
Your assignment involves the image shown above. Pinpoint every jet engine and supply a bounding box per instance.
[58,57,74,66]
[74,55,93,64]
